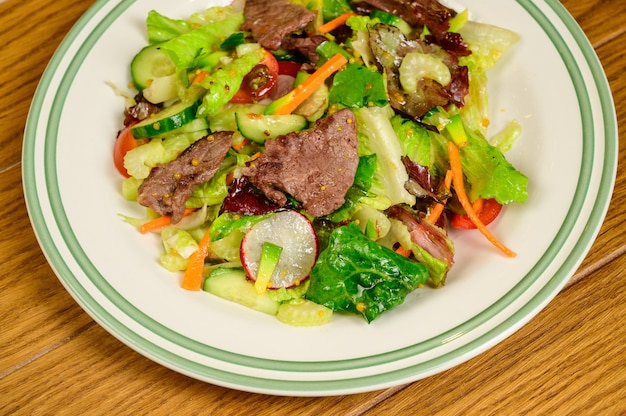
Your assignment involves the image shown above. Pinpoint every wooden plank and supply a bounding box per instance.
[0,0,95,171]
[562,0,626,47]
[0,167,95,375]
[365,253,626,415]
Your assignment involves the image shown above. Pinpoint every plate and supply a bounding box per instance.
[22,0,617,396]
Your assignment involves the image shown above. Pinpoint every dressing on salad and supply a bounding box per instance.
[115,0,527,326]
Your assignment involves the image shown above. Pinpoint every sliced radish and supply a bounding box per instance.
[240,210,318,290]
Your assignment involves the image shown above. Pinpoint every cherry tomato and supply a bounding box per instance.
[277,60,302,77]
[230,50,279,103]
[113,126,147,177]
[450,198,503,229]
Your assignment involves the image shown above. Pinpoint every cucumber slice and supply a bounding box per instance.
[130,99,202,139]
[276,299,333,327]
[131,43,176,91]
[235,112,307,143]
[203,267,279,316]
[142,74,178,104]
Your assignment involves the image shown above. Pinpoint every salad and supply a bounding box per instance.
[115,0,528,326]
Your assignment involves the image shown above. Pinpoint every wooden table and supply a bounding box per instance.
[1,1,624,414]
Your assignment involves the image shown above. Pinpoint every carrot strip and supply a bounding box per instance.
[447,141,516,257]
[272,53,348,115]
[139,209,196,234]
[472,198,484,213]
[191,70,208,85]
[232,137,251,151]
[318,12,357,34]
[181,227,212,291]
[427,203,445,225]
[395,245,412,257]
[427,169,453,224]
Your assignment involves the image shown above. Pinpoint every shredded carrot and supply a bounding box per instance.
[272,53,348,115]
[447,141,516,257]
[181,227,212,291]
[232,137,251,151]
[191,70,208,85]
[472,198,484,213]
[139,209,196,234]
[427,169,453,224]
[318,12,357,34]
[395,245,412,257]
[249,151,262,161]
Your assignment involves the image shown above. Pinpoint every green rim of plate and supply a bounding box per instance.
[22,0,618,394]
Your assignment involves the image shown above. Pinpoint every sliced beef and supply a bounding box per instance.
[242,108,359,217]
[137,131,233,223]
[386,204,454,269]
[124,94,162,127]
[242,0,317,50]
[281,35,327,65]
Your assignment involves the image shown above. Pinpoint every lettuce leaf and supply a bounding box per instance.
[158,12,243,70]
[196,48,266,117]
[329,63,387,109]
[146,10,192,44]
[306,222,429,322]
[355,105,416,207]
[459,127,528,204]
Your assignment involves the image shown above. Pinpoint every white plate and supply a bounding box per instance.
[22,0,617,396]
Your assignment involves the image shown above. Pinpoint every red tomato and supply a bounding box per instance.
[450,198,503,229]
[113,126,146,177]
[277,60,302,77]
[230,50,279,103]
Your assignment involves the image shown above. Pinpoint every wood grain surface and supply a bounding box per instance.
[1,1,624,415]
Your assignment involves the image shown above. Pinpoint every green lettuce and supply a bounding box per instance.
[158,12,244,70]
[458,127,528,204]
[355,105,416,207]
[159,227,199,271]
[378,219,451,287]
[209,212,273,242]
[306,222,429,322]
[196,48,266,117]
[146,10,192,44]
[329,63,387,109]
[124,130,207,179]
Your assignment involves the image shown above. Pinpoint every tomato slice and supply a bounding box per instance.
[230,50,279,103]
[113,126,146,177]
[277,60,302,77]
[450,198,503,229]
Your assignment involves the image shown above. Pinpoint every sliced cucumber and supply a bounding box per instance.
[142,74,179,104]
[235,112,307,143]
[203,267,279,316]
[130,99,202,139]
[276,299,333,327]
[131,43,176,91]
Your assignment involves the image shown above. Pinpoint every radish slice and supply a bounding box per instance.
[240,210,318,290]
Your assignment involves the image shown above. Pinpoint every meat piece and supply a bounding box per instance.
[124,94,162,126]
[242,108,359,217]
[137,132,233,223]
[242,0,317,50]
[386,204,454,270]
[281,35,327,65]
